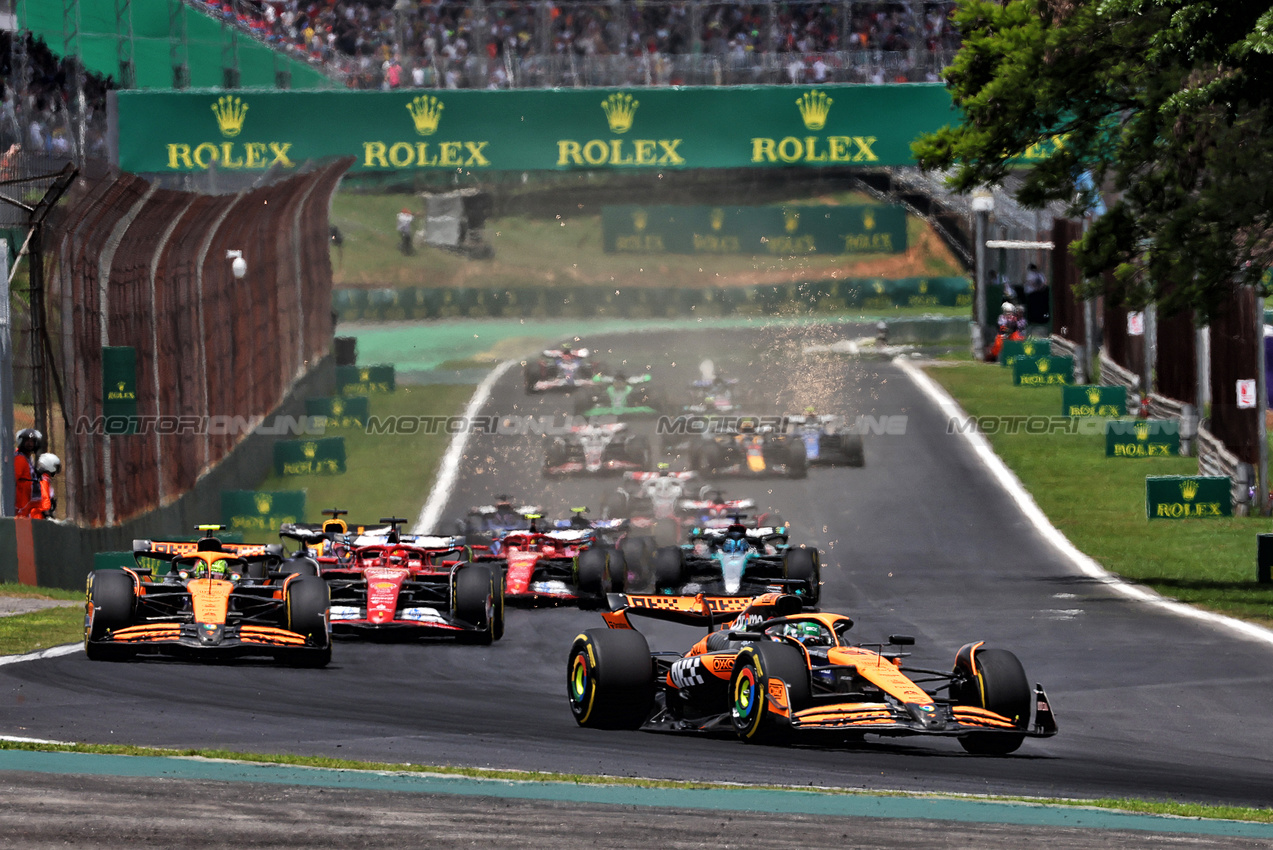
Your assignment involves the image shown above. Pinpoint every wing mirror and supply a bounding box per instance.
[888,634,915,646]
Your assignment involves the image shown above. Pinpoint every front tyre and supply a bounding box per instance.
[84,570,136,661]
[454,565,496,645]
[954,648,1031,755]
[729,642,811,744]
[575,547,610,600]
[566,629,654,729]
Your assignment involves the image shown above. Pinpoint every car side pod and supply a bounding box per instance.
[1032,684,1059,737]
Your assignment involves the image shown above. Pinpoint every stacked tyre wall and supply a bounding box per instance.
[49,158,352,525]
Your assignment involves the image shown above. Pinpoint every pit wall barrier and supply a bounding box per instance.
[0,356,333,591]
[332,277,972,322]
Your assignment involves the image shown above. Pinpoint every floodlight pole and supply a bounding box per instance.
[1,240,13,516]
[971,190,994,361]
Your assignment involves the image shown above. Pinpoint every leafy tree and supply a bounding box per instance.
[913,1,1273,321]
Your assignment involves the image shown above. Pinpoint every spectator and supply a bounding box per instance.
[396,207,414,255]
[12,428,41,515]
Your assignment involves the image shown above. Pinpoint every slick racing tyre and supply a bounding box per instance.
[285,576,331,667]
[567,629,654,729]
[605,548,627,594]
[783,547,821,608]
[278,556,320,577]
[454,565,496,645]
[491,571,506,642]
[786,440,808,479]
[953,647,1031,755]
[85,570,136,661]
[652,546,687,592]
[575,547,611,600]
[523,361,543,393]
[729,642,811,744]
[620,535,654,591]
[626,436,651,467]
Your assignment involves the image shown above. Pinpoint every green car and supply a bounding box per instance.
[573,373,662,419]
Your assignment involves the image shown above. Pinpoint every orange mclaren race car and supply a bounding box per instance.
[567,594,1057,754]
[84,530,331,666]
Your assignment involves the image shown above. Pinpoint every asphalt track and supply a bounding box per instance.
[4,324,1273,835]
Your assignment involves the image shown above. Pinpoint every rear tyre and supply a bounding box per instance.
[783,548,820,607]
[620,536,653,590]
[606,548,627,594]
[626,436,651,468]
[575,547,610,599]
[491,571,506,641]
[786,440,808,479]
[523,362,542,393]
[729,642,811,744]
[278,556,320,577]
[652,546,687,592]
[954,648,1031,755]
[454,565,495,645]
[85,570,136,661]
[567,629,654,729]
[842,434,865,467]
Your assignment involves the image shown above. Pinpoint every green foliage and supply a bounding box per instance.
[914,2,1273,321]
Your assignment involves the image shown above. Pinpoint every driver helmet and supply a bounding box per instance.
[722,534,747,554]
[738,418,757,434]
[15,428,44,453]
[208,558,230,578]
[783,621,827,646]
[803,405,817,416]
[36,453,61,475]
[387,548,407,566]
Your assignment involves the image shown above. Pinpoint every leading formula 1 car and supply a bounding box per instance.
[85,529,331,666]
[567,593,1057,754]
[524,344,599,394]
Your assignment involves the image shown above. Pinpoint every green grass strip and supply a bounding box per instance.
[0,607,83,657]
[927,363,1273,623]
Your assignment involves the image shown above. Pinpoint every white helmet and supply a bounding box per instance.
[1001,301,1015,313]
[36,453,60,475]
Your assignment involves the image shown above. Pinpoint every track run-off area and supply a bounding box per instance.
[4,323,1273,845]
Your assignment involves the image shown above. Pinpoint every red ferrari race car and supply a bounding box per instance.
[567,593,1057,754]
[85,529,331,666]
[469,523,625,606]
[292,518,503,644]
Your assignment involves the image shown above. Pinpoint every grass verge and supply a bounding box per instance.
[330,191,964,289]
[0,606,83,656]
[927,362,1273,623]
[258,383,476,525]
[0,740,1268,824]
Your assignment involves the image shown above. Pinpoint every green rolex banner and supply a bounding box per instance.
[1105,420,1181,458]
[274,437,347,476]
[602,204,907,255]
[336,365,396,395]
[999,338,1051,368]
[221,490,306,533]
[1012,355,1074,387]
[305,396,371,428]
[1146,476,1230,519]
[113,85,959,174]
[102,346,138,435]
[1063,385,1128,417]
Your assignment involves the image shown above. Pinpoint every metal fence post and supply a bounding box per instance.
[1,239,13,516]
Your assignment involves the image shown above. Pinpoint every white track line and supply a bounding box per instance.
[895,357,1273,648]
[0,643,82,668]
[413,359,520,536]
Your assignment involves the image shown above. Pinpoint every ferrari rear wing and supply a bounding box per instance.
[601,592,803,630]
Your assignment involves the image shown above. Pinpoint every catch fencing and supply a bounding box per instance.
[48,158,351,526]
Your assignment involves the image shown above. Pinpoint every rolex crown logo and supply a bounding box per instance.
[1135,422,1150,440]
[632,210,648,232]
[407,95,444,136]
[331,398,344,416]
[302,442,317,459]
[784,211,800,233]
[255,493,272,514]
[360,368,371,381]
[919,280,928,294]
[1181,479,1198,501]
[211,95,248,138]
[1036,358,1050,373]
[117,381,126,392]
[710,208,725,231]
[863,210,875,231]
[601,93,639,134]
[1087,388,1101,404]
[1023,343,1035,355]
[873,281,884,294]
[795,90,833,131]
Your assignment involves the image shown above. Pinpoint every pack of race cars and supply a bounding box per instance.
[80,344,1056,756]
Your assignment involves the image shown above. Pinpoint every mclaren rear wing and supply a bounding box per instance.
[601,592,803,631]
[132,539,285,564]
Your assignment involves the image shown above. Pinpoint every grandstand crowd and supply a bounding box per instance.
[195,0,960,89]
[1,32,110,165]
